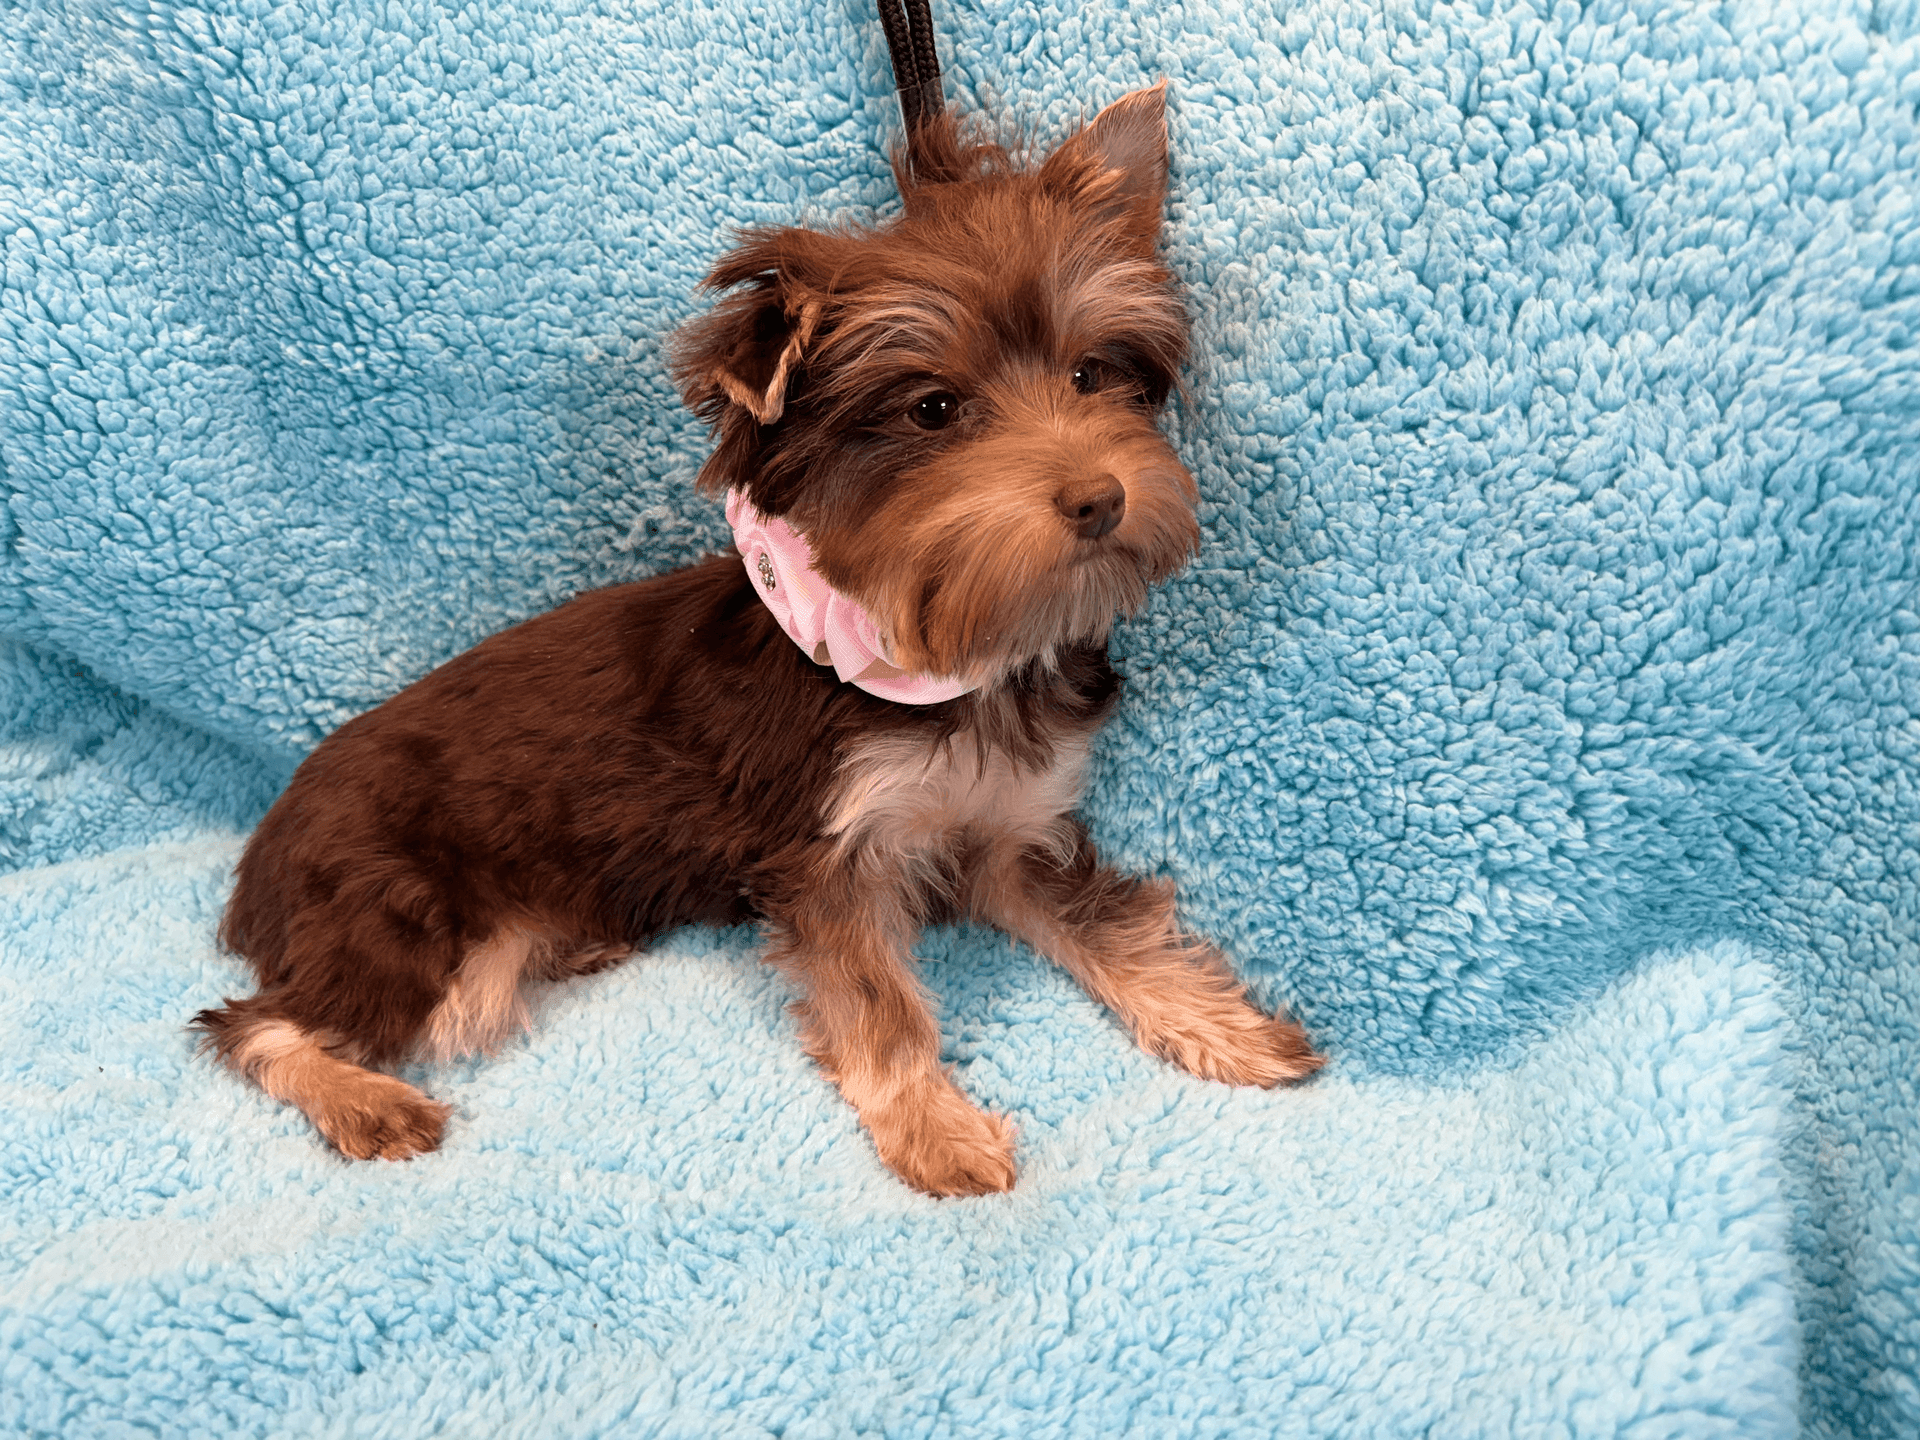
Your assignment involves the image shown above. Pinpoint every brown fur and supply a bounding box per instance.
[195,86,1322,1195]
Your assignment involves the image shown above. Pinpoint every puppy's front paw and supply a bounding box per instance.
[1125,952,1325,1088]
[1161,1003,1324,1088]
[868,1079,1018,1197]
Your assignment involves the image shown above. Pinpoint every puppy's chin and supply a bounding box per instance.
[852,495,1200,683]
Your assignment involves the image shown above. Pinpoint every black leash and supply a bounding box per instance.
[878,0,942,139]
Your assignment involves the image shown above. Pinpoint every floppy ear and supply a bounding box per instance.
[1038,81,1170,245]
[673,285,823,427]
[671,231,839,501]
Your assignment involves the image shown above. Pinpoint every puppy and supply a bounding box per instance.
[195,85,1322,1196]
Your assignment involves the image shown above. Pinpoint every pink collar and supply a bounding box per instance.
[725,490,977,704]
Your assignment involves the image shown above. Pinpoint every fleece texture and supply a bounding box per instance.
[1,0,1915,1434]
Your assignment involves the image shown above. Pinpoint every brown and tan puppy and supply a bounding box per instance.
[196,86,1322,1197]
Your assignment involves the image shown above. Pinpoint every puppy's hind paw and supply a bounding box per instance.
[316,1073,452,1161]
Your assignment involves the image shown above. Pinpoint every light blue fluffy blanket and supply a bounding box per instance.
[3,0,1915,1434]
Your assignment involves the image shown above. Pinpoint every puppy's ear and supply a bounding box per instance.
[672,230,839,502]
[673,284,822,428]
[1039,81,1170,245]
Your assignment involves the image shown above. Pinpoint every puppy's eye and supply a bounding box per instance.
[1071,361,1102,394]
[909,392,960,430]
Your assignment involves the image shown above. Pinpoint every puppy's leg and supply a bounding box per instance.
[766,884,1016,1197]
[420,927,537,1062]
[973,830,1323,1086]
[196,1001,451,1160]
[204,910,555,1160]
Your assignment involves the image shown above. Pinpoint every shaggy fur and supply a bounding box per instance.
[195,86,1322,1195]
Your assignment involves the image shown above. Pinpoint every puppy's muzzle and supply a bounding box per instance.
[1054,474,1127,540]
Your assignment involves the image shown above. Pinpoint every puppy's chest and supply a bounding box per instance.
[824,728,1090,858]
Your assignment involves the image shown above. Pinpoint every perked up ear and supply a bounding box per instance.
[1038,81,1171,244]
[674,287,823,428]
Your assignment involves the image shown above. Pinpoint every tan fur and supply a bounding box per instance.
[1048,258,1192,372]
[220,1019,450,1160]
[827,285,965,374]
[765,874,1017,1197]
[854,1071,1018,1198]
[971,851,1323,1087]
[826,727,1089,865]
[421,928,536,1062]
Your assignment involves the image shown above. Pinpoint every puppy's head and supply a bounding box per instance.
[672,84,1198,681]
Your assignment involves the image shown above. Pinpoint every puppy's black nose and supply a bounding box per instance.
[1054,476,1127,540]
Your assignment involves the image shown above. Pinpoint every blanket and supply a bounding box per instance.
[3,0,1915,1434]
